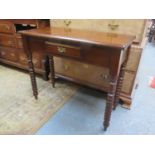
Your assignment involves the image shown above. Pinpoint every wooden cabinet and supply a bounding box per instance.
[51,19,150,108]
[51,19,148,44]
[0,19,50,79]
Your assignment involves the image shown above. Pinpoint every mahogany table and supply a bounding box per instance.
[20,27,135,130]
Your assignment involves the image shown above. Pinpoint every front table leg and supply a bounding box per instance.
[113,47,130,110]
[113,64,126,110]
[22,35,38,100]
[103,80,117,131]
[28,58,38,100]
[49,55,55,88]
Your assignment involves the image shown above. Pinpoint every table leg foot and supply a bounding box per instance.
[28,60,38,100]
[104,127,107,131]
[103,81,116,131]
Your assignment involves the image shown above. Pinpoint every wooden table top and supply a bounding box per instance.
[20,27,135,49]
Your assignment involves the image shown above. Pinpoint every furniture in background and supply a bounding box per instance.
[0,19,50,80]
[148,19,155,43]
[50,19,150,108]
[20,27,135,130]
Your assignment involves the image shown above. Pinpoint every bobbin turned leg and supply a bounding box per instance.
[42,55,50,81]
[113,46,130,110]
[113,64,126,110]
[49,55,55,87]
[28,58,38,100]
[103,80,117,131]
[22,35,38,100]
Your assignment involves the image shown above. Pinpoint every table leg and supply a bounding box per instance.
[22,35,38,100]
[113,63,126,110]
[49,55,55,87]
[28,58,38,99]
[113,46,130,110]
[103,80,117,131]
[42,55,50,81]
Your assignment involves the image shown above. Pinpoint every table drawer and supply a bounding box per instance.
[0,47,18,62]
[0,34,16,47]
[45,41,81,59]
[54,57,110,91]
[0,23,14,33]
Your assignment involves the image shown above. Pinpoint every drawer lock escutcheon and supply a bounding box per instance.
[57,46,66,53]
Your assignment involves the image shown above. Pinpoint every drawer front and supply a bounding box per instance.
[19,52,28,65]
[54,57,110,91]
[19,50,41,68]
[17,37,23,48]
[0,34,16,47]
[0,47,18,62]
[45,41,81,59]
[54,57,136,94]
[126,46,142,72]
[0,23,14,33]
[121,71,135,94]
[32,52,41,68]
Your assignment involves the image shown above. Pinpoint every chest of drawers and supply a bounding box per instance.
[0,19,50,80]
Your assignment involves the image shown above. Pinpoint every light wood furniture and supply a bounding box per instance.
[51,19,150,108]
[20,27,135,130]
[0,19,50,80]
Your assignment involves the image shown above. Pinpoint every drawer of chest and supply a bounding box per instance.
[0,47,18,62]
[16,37,23,48]
[45,41,81,59]
[0,23,14,33]
[19,50,41,68]
[0,34,16,47]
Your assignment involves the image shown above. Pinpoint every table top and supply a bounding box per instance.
[20,27,135,49]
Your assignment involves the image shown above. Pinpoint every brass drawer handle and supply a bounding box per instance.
[64,20,72,27]
[100,73,108,80]
[108,21,119,30]
[57,46,66,53]
[45,41,81,50]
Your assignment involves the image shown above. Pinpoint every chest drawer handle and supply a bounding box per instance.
[57,46,66,53]
[100,73,108,80]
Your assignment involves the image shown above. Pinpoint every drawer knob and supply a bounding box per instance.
[57,46,66,53]
[108,20,119,30]
[100,74,108,80]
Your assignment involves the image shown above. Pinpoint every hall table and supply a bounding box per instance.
[20,27,135,130]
